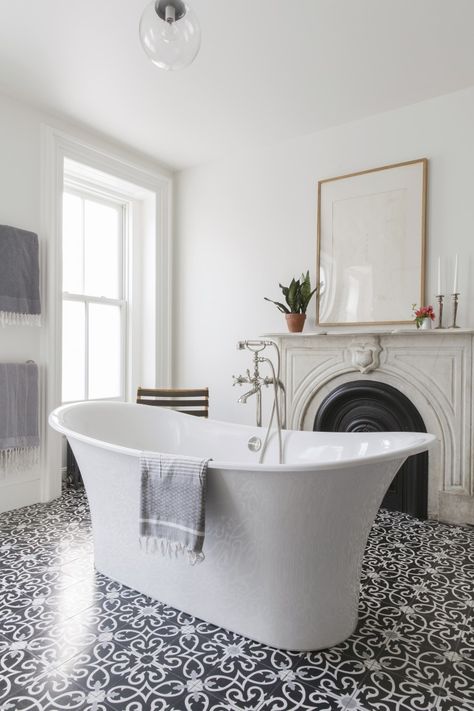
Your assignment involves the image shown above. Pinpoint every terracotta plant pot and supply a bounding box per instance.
[285,313,306,333]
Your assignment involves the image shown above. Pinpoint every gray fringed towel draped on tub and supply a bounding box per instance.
[0,363,40,477]
[139,453,210,565]
[0,225,41,326]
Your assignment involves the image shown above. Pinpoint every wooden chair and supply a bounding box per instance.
[136,387,209,418]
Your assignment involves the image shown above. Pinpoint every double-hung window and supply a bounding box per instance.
[61,187,127,403]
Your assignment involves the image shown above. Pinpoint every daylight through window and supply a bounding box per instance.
[61,189,127,403]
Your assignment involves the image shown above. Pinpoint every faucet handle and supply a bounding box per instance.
[232,374,246,386]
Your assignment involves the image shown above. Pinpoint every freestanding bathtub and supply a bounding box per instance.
[49,401,435,651]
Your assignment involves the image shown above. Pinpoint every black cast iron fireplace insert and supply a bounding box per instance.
[314,380,428,519]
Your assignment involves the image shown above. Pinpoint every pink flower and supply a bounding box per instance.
[412,304,436,326]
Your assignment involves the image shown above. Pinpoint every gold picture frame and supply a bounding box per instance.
[316,158,428,326]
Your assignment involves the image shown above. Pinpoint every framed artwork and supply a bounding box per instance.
[317,158,427,326]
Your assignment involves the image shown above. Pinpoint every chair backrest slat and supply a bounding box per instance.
[138,388,208,398]
[138,399,208,408]
[136,387,209,418]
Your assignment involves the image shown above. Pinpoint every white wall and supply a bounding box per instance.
[0,91,171,512]
[175,86,474,424]
[0,94,44,509]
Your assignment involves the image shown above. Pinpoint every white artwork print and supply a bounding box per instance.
[318,161,426,325]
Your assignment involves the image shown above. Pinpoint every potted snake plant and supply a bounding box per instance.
[265,271,318,332]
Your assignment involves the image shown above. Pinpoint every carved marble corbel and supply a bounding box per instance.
[348,337,382,374]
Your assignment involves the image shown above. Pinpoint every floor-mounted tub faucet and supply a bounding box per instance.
[232,349,270,427]
[233,340,286,463]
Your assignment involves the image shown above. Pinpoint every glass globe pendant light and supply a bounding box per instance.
[139,0,201,71]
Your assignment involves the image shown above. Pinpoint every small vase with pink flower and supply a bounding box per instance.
[412,304,435,330]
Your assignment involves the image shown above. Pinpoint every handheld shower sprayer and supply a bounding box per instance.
[237,340,274,352]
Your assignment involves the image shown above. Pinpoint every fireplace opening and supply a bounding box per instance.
[314,380,428,519]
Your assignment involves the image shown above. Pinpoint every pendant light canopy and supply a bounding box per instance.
[139,0,201,71]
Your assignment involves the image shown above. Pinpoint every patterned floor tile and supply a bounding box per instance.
[56,640,252,711]
[290,651,367,701]
[75,594,193,647]
[434,691,474,711]
[321,610,399,666]
[349,669,439,710]
[1,490,474,711]
[258,677,357,710]
[164,610,223,640]
[359,576,417,616]
[203,667,280,711]
[0,638,99,710]
[413,579,474,614]
[0,640,47,703]
[0,565,79,598]
[92,573,155,608]
[376,616,460,688]
[188,627,303,679]
[0,625,92,680]
[440,631,474,707]
[1,577,99,624]
[2,669,102,711]
[0,582,98,646]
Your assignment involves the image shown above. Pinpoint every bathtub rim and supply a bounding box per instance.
[49,401,436,473]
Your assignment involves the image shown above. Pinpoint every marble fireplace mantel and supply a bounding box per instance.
[265,329,474,525]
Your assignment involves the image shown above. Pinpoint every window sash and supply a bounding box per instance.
[61,296,127,403]
[62,188,126,300]
[61,185,128,404]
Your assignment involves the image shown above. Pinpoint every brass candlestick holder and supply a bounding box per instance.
[449,293,460,329]
[435,295,445,329]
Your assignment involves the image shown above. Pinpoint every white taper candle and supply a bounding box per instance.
[453,254,459,293]
[437,257,441,295]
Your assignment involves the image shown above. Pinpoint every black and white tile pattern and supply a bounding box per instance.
[0,490,473,710]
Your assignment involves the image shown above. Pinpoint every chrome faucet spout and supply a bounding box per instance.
[238,386,259,404]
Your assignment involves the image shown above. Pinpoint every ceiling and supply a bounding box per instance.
[1,0,474,170]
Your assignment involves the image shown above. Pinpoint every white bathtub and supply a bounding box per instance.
[49,401,435,651]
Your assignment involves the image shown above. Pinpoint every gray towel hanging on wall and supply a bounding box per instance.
[0,362,40,477]
[0,224,41,326]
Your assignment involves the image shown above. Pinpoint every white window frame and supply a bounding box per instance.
[41,126,173,503]
[61,184,128,403]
